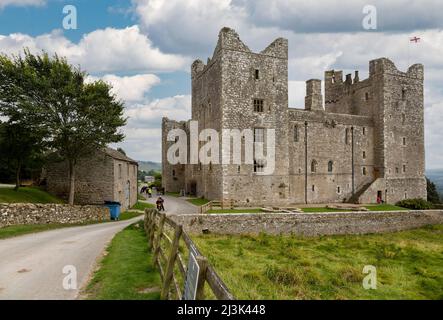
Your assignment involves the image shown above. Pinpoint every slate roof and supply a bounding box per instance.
[104,147,138,165]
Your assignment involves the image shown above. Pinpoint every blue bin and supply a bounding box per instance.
[104,201,121,221]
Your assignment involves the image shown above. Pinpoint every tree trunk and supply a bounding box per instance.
[14,161,21,191]
[68,160,75,205]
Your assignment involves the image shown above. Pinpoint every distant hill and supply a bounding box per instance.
[426,169,443,196]
[138,161,161,173]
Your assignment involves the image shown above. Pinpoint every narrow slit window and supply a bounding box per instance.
[294,125,299,142]
[255,69,260,80]
[328,161,333,173]
[254,128,264,143]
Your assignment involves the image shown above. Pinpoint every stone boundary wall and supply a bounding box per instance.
[0,203,110,228]
[171,210,443,236]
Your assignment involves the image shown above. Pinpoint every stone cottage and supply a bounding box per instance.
[45,147,138,210]
[162,27,426,206]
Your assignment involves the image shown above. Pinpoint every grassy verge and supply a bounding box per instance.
[137,193,146,201]
[301,207,345,213]
[85,222,161,300]
[207,208,264,214]
[193,225,443,300]
[131,201,155,211]
[0,211,142,240]
[364,204,408,211]
[166,192,181,197]
[119,211,144,220]
[187,198,210,206]
[0,220,108,240]
[301,204,407,213]
[0,186,64,204]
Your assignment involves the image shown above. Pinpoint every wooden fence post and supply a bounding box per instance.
[144,209,149,234]
[152,214,166,264]
[160,224,183,300]
[195,256,208,300]
[149,211,157,248]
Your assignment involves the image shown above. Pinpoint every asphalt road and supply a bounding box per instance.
[0,216,142,300]
[143,195,198,215]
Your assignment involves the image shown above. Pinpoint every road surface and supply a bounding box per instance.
[143,195,198,215]
[0,216,142,300]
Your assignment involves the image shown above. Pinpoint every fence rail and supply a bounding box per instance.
[199,199,236,214]
[144,208,235,300]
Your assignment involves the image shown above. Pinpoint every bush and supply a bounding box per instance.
[396,198,433,210]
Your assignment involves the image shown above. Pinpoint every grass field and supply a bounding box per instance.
[301,204,407,213]
[0,187,64,204]
[193,225,443,300]
[130,201,155,211]
[207,208,264,214]
[166,192,181,197]
[85,222,161,300]
[186,197,210,206]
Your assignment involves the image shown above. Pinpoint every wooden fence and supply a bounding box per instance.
[199,199,236,214]
[144,208,235,300]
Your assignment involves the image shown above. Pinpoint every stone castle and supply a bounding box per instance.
[162,27,426,206]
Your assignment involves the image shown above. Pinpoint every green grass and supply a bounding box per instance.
[85,222,161,300]
[0,186,64,204]
[0,220,109,240]
[137,193,146,201]
[166,191,181,197]
[131,201,155,211]
[119,211,144,220]
[301,204,408,213]
[193,225,443,300]
[301,207,346,213]
[207,208,264,214]
[364,204,408,211]
[186,198,210,206]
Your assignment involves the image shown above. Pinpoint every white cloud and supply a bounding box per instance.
[86,74,160,103]
[0,26,189,73]
[114,95,191,161]
[0,0,45,8]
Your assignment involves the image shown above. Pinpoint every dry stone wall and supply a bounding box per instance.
[0,203,109,228]
[171,210,443,236]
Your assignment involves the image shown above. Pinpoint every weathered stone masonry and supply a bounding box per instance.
[45,148,138,210]
[162,27,426,206]
[172,210,443,236]
[0,203,109,228]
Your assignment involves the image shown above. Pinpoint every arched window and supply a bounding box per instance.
[311,160,318,173]
[363,167,367,175]
[328,161,333,172]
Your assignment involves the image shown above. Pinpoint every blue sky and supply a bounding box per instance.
[1,0,442,169]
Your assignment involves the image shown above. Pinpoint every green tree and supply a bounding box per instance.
[426,177,441,204]
[1,51,126,204]
[0,54,47,189]
[117,147,126,155]
[0,122,44,190]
